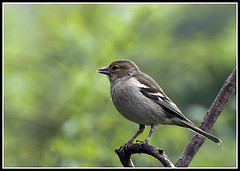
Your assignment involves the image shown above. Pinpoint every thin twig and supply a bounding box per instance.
[175,67,236,167]
[115,143,175,167]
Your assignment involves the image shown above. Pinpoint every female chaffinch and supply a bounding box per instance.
[98,59,221,145]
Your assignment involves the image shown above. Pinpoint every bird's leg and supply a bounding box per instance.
[136,124,157,144]
[123,124,145,147]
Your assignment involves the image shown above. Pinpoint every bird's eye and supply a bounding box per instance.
[112,65,119,70]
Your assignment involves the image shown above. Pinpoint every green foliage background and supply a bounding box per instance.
[4,3,236,167]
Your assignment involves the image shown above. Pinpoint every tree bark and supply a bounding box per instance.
[115,143,175,167]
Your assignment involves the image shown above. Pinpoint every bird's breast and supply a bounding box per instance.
[110,78,170,125]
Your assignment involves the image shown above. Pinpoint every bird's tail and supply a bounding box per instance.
[180,120,222,144]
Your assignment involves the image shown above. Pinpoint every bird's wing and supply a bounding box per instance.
[136,72,194,124]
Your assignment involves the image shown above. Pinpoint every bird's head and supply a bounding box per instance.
[97,60,139,82]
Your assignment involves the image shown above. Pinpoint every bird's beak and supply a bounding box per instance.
[97,66,110,76]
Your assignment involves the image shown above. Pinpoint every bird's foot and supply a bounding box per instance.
[136,139,149,144]
[120,140,133,149]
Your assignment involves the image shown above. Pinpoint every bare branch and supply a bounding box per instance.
[175,67,236,167]
[115,143,175,167]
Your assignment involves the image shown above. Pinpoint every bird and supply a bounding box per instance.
[97,59,221,145]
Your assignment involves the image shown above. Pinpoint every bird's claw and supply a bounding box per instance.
[120,140,133,149]
[136,139,149,144]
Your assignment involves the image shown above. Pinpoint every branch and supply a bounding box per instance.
[115,143,175,167]
[175,67,236,167]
